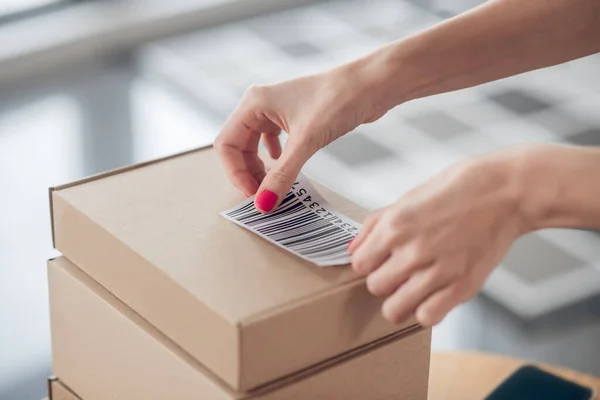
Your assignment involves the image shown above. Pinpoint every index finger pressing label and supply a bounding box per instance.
[220,174,362,267]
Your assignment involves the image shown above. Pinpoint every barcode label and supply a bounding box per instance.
[220,174,361,267]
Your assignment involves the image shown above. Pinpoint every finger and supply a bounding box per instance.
[348,208,385,253]
[351,220,396,276]
[381,266,451,324]
[215,125,262,196]
[415,282,474,327]
[215,92,283,196]
[262,132,282,160]
[366,246,432,298]
[254,136,316,213]
[247,156,267,194]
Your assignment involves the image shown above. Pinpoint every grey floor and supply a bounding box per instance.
[2,4,600,400]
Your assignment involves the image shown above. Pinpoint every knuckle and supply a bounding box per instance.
[402,244,424,269]
[388,205,414,229]
[214,134,226,152]
[388,211,406,230]
[351,258,360,273]
[378,233,396,254]
[415,307,436,327]
[410,238,430,259]
[380,219,401,244]
[363,211,382,229]
[451,284,472,304]
[420,269,442,291]
[295,128,323,152]
[382,301,405,325]
[397,242,427,272]
[381,302,398,324]
[244,84,268,102]
[366,274,387,297]
[267,166,294,186]
[431,265,454,284]
[351,256,370,276]
[386,216,411,244]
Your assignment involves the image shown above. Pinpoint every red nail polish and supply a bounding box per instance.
[256,190,278,212]
[348,238,355,248]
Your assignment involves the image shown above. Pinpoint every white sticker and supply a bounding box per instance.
[221,174,362,267]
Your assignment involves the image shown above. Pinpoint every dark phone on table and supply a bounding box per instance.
[484,365,596,400]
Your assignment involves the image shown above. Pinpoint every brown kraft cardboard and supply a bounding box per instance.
[50,146,419,390]
[48,376,80,400]
[48,257,431,400]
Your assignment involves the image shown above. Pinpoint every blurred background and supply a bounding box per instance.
[1,0,599,399]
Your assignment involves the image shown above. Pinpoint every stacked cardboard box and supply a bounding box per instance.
[47,146,431,399]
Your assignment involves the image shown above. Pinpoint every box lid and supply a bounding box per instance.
[50,146,416,390]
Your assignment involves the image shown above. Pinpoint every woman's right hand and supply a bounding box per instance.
[215,59,388,212]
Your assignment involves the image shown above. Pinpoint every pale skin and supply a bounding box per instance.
[215,0,600,327]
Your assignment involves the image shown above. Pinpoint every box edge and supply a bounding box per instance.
[50,256,430,399]
[50,194,241,388]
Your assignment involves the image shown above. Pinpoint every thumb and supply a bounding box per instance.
[254,138,315,213]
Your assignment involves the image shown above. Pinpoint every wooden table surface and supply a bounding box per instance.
[429,351,600,399]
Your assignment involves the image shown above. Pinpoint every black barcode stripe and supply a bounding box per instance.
[246,202,306,227]
[226,202,255,218]
[224,185,359,265]
[271,223,338,245]
[257,210,320,231]
[285,222,347,244]
[291,233,350,255]
[252,204,311,229]
[295,233,353,257]
[262,219,327,241]
[231,191,297,221]
[307,237,353,258]
[257,213,320,235]
[262,215,331,239]
[263,213,340,236]
[239,198,302,224]
[312,251,349,263]
[249,206,309,228]
[278,192,296,207]
[311,247,351,262]
[286,234,350,259]
[280,226,340,246]
[235,197,299,222]
[287,228,350,252]
[266,220,334,242]
[313,246,349,259]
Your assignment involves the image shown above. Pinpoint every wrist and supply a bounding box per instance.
[466,144,559,236]
[333,43,423,121]
[502,144,558,234]
[332,28,452,118]
[345,37,447,113]
[460,148,533,237]
[503,143,600,233]
[332,50,394,122]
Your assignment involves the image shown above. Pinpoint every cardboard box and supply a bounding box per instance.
[50,146,418,390]
[49,257,431,399]
[48,377,80,400]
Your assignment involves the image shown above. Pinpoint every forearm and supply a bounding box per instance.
[357,0,600,108]
[514,144,600,232]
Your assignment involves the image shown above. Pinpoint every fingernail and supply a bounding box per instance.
[348,238,355,249]
[256,190,278,212]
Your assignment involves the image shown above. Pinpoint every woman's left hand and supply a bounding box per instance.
[349,148,530,327]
